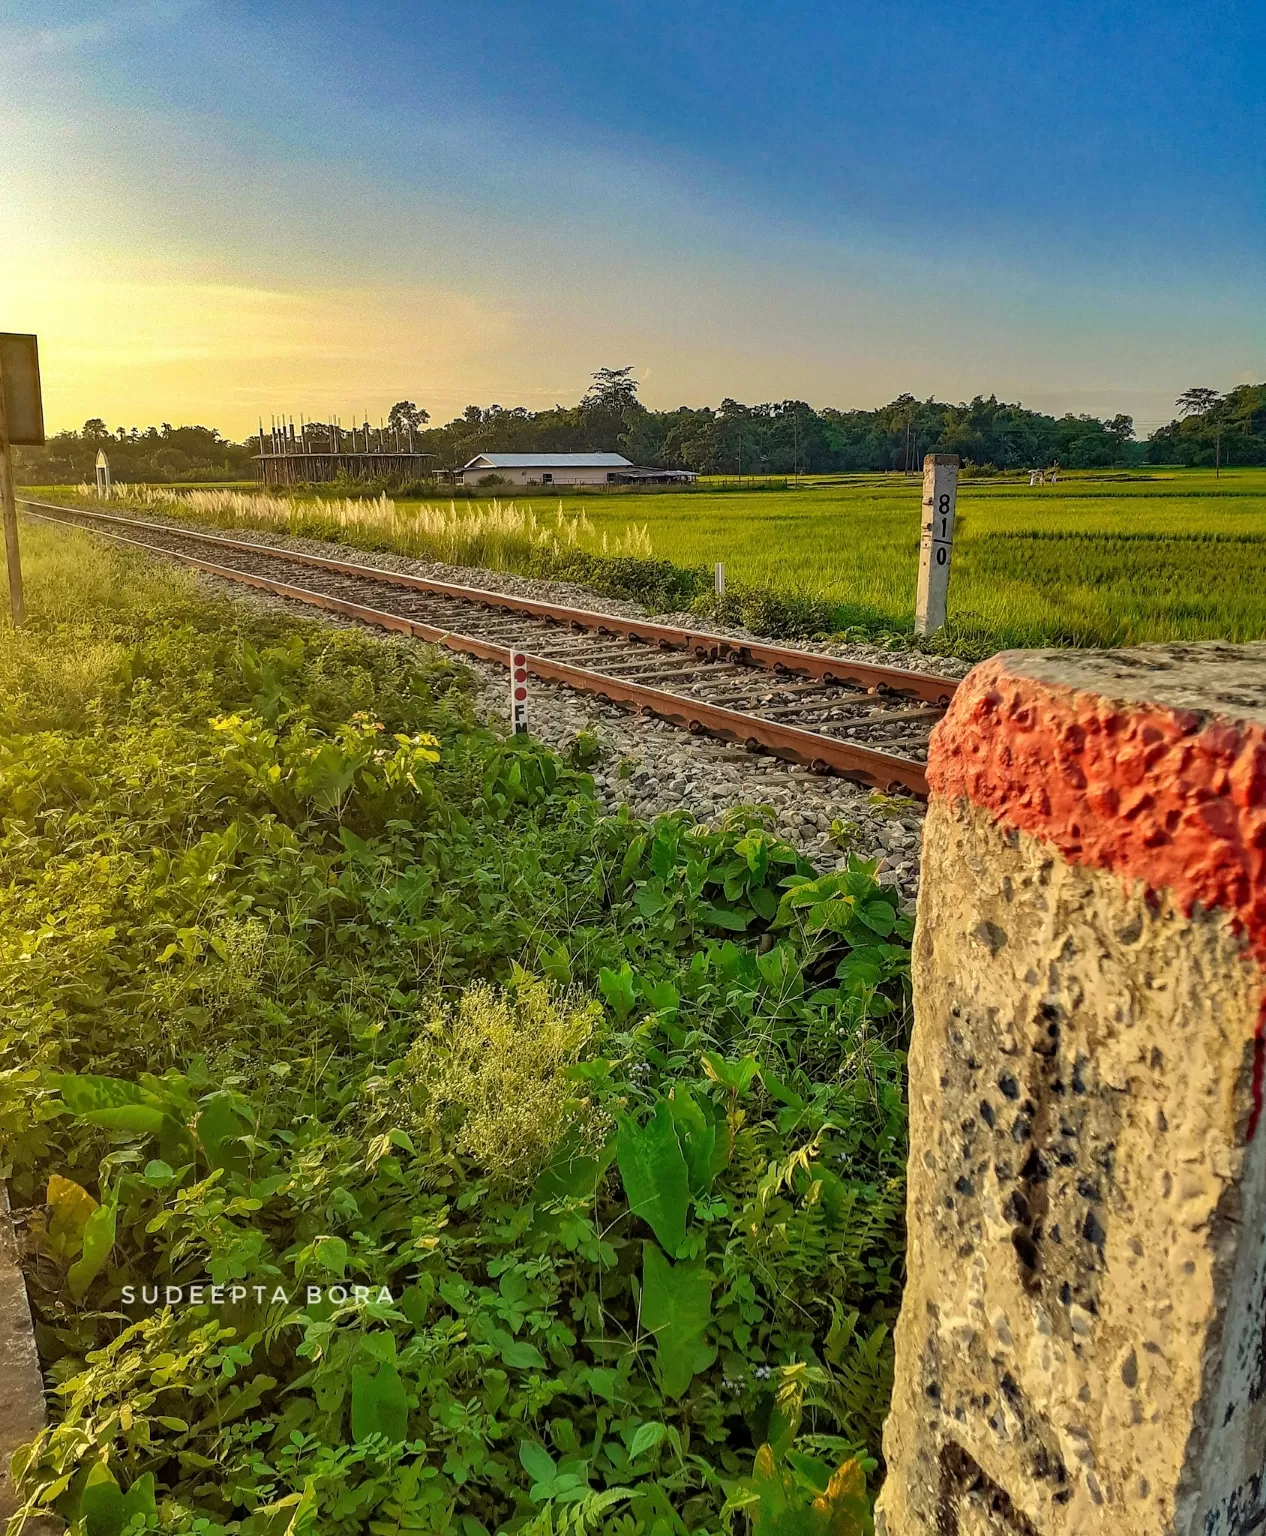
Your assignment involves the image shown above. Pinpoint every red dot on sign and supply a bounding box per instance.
[514,687,527,701]
[513,654,525,665]
[514,668,527,682]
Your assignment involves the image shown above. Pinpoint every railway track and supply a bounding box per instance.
[22,498,959,796]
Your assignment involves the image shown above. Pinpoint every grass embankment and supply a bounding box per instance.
[43,468,1266,656]
[1,523,907,1534]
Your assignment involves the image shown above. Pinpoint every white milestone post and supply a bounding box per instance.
[509,649,529,734]
[95,450,111,498]
[914,452,959,636]
[715,561,725,597]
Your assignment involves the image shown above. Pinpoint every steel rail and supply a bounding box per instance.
[19,498,955,704]
[21,499,938,795]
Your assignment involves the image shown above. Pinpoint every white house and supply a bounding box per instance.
[458,452,695,487]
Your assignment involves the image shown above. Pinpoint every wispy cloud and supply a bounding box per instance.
[0,0,198,61]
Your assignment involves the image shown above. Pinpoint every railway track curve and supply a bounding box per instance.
[22,498,958,796]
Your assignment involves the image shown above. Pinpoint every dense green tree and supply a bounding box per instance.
[23,375,1263,485]
[387,400,430,432]
[1148,384,1266,467]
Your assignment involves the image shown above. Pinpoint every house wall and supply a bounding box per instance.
[465,466,616,487]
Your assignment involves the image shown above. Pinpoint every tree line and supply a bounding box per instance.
[16,372,1266,484]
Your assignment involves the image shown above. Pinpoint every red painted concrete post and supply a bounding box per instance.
[877,643,1266,1536]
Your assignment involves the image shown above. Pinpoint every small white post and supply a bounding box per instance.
[509,649,529,734]
[914,453,959,636]
[95,449,111,498]
[714,561,725,596]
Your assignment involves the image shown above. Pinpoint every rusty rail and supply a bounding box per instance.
[21,497,950,795]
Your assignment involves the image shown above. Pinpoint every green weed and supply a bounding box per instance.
[1,523,905,1534]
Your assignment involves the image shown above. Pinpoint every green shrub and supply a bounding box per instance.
[1,525,907,1534]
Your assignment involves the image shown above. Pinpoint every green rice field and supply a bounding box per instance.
[542,467,1266,649]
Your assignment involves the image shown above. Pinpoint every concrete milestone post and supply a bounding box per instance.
[509,649,529,734]
[877,642,1266,1536]
[94,449,111,498]
[914,453,959,636]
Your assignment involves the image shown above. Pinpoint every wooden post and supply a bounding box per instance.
[0,355,24,629]
[914,453,959,637]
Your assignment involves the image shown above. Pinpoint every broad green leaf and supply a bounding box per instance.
[46,1174,97,1261]
[52,1074,154,1116]
[519,1440,556,1486]
[628,1421,668,1460]
[700,1052,761,1098]
[761,1072,806,1113]
[806,899,860,935]
[68,1192,117,1300]
[312,1235,348,1275]
[360,1331,398,1366]
[533,1128,615,1207]
[78,1461,124,1536]
[120,1472,157,1521]
[668,1087,721,1196]
[639,1243,713,1400]
[813,1457,871,1536]
[501,1338,547,1370]
[634,884,668,918]
[616,1102,690,1256]
[217,1373,279,1426]
[857,901,896,937]
[598,963,637,1023]
[350,1359,408,1443]
[650,833,678,879]
[696,902,751,932]
[282,1481,319,1536]
[196,1093,253,1173]
[81,1105,169,1135]
[644,979,680,1015]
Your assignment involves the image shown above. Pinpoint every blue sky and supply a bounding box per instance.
[2,0,1263,434]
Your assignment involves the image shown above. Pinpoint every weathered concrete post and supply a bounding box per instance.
[914,454,958,636]
[878,642,1266,1536]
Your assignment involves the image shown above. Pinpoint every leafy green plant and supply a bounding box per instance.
[0,525,914,1534]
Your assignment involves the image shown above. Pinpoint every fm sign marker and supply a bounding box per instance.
[510,651,529,734]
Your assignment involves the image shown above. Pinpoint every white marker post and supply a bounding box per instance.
[715,561,725,597]
[914,453,959,636]
[0,333,45,630]
[95,450,111,498]
[509,649,529,734]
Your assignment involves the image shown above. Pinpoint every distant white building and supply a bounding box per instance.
[458,452,695,487]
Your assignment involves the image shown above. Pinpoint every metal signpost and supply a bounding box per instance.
[0,333,45,629]
[509,649,529,733]
[914,452,959,636]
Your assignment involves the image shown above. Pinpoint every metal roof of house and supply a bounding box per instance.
[462,452,632,469]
